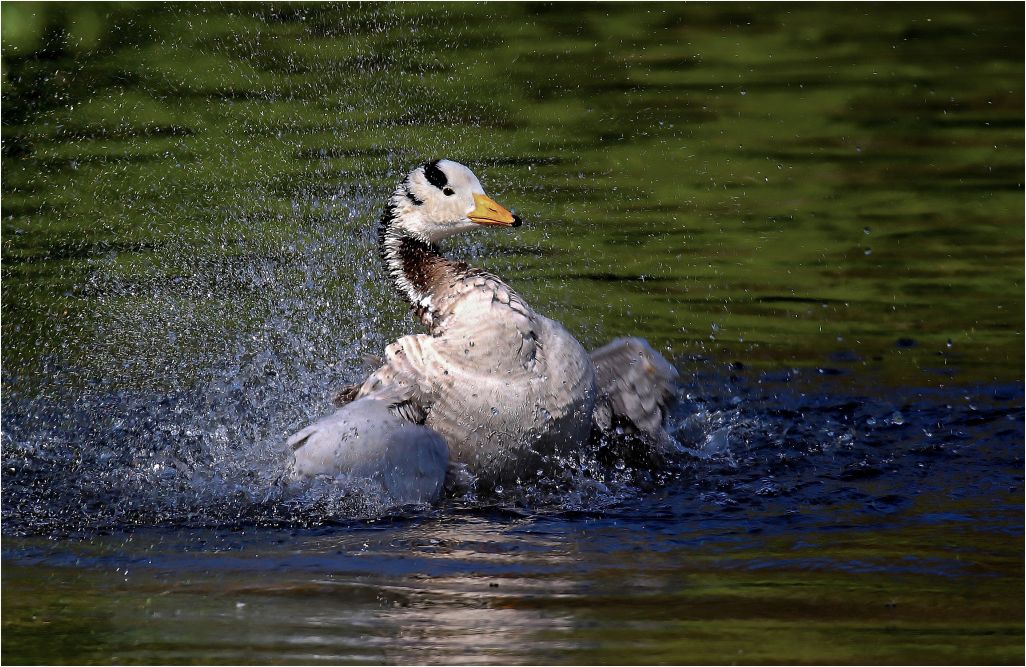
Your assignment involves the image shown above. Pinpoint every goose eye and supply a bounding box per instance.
[442,187,455,196]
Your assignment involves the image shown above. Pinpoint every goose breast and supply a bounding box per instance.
[359,277,596,483]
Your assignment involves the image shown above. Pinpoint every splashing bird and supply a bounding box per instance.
[289,160,677,499]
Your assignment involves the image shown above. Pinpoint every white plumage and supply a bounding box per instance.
[288,384,448,505]
[287,160,677,497]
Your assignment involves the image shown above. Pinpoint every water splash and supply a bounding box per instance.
[3,178,1023,536]
[4,340,1022,536]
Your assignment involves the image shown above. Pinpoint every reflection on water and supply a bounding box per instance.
[4,369,1022,663]
[2,2,1023,664]
[4,470,1023,665]
[3,3,1022,385]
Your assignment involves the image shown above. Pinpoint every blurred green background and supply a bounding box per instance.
[3,2,1023,394]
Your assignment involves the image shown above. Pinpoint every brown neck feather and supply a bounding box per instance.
[379,214,468,326]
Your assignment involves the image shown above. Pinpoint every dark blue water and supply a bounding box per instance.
[3,356,1022,664]
[4,355,1021,542]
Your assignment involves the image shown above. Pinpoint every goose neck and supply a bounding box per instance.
[379,219,460,318]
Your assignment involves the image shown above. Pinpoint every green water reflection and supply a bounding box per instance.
[3,2,1022,389]
[3,519,1023,665]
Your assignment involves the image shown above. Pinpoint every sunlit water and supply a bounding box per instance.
[2,4,1023,664]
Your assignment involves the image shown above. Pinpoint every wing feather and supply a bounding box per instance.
[590,337,678,443]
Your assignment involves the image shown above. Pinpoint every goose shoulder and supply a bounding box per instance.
[428,270,535,336]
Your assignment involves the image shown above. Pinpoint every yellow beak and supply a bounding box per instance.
[468,193,521,227]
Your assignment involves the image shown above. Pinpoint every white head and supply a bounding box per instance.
[384,159,521,243]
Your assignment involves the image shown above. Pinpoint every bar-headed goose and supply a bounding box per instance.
[289,160,677,496]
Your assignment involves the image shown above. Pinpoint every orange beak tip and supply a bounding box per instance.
[469,192,518,227]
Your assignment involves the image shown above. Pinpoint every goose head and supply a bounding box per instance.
[385,159,521,243]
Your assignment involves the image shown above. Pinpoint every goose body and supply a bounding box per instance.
[356,273,596,483]
[288,160,677,494]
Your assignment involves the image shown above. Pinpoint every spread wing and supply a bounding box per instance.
[590,337,678,446]
[292,382,426,453]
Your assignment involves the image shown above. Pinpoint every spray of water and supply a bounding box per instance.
[3,164,737,536]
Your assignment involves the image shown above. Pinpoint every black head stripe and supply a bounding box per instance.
[423,160,448,189]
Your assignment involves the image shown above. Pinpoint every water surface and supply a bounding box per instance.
[2,3,1023,664]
